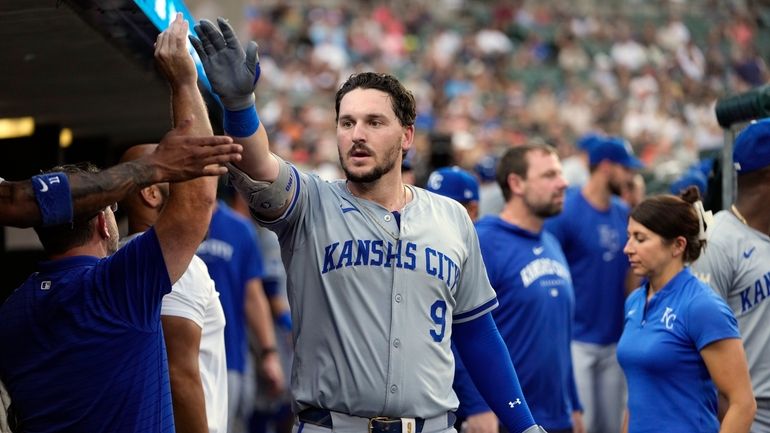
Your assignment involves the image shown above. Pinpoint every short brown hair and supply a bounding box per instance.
[497,142,557,201]
[335,72,416,128]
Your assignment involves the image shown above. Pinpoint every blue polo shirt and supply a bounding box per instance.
[617,268,740,433]
[544,187,630,344]
[0,229,174,433]
[453,217,581,430]
[197,202,264,373]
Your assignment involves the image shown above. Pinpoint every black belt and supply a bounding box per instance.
[758,398,770,411]
[298,408,455,433]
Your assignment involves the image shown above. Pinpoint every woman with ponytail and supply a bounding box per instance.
[617,186,756,433]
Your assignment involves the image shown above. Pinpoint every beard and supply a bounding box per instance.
[527,192,564,218]
[532,202,564,219]
[339,142,401,183]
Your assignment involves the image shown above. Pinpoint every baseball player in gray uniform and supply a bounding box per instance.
[693,118,770,433]
[189,17,547,433]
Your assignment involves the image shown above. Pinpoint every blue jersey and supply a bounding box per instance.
[0,229,174,433]
[453,217,581,430]
[197,201,265,373]
[544,187,630,344]
[617,268,740,433]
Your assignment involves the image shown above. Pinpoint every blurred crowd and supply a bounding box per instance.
[230,0,768,190]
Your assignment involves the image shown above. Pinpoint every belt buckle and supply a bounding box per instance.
[368,416,393,433]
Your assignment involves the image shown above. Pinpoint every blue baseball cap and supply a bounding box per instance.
[426,166,480,203]
[733,118,770,174]
[588,136,644,169]
[669,168,708,197]
[474,155,498,182]
[577,132,603,152]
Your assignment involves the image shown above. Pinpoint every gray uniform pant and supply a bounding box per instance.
[571,341,626,433]
[752,399,770,433]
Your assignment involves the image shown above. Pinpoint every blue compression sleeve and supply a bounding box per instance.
[224,106,260,137]
[451,343,491,417]
[31,172,73,226]
[262,279,280,297]
[453,312,536,433]
[275,311,292,331]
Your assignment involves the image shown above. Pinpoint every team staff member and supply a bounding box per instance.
[693,118,770,432]
[0,14,220,429]
[0,130,240,228]
[453,144,583,433]
[618,188,755,433]
[190,18,547,433]
[544,136,641,433]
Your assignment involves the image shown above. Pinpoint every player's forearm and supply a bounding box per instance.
[0,164,155,228]
[167,82,217,206]
[157,78,217,283]
[72,160,158,213]
[168,368,209,433]
[0,180,43,227]
[167,81,219,198]
[228,114,279,182]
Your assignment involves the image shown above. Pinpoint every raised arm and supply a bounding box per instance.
[152,13,220,283]
[190,18,295,221]
[190,18,277,181]
[0,134,239,228]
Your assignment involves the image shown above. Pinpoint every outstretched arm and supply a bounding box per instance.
[0,135,240,229]
[152,13,221,284]
[190,18,293,221]
[190,18,277,182]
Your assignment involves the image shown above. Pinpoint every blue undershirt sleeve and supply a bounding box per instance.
[262,279,280,297]
[453,312,536,433]
[451,343,491,417]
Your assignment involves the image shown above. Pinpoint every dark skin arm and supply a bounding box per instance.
[0,134,241,228]
[162,316,208,433]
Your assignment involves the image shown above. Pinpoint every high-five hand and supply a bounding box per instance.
[189,18,260,110]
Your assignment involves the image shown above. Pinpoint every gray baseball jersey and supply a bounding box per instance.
[692,210,770,398]
[245,161,498,419]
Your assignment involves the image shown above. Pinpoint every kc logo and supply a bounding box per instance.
[661,307,676,330]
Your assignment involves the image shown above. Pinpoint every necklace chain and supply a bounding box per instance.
[731,204,748,225]
[345,183,407,241]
